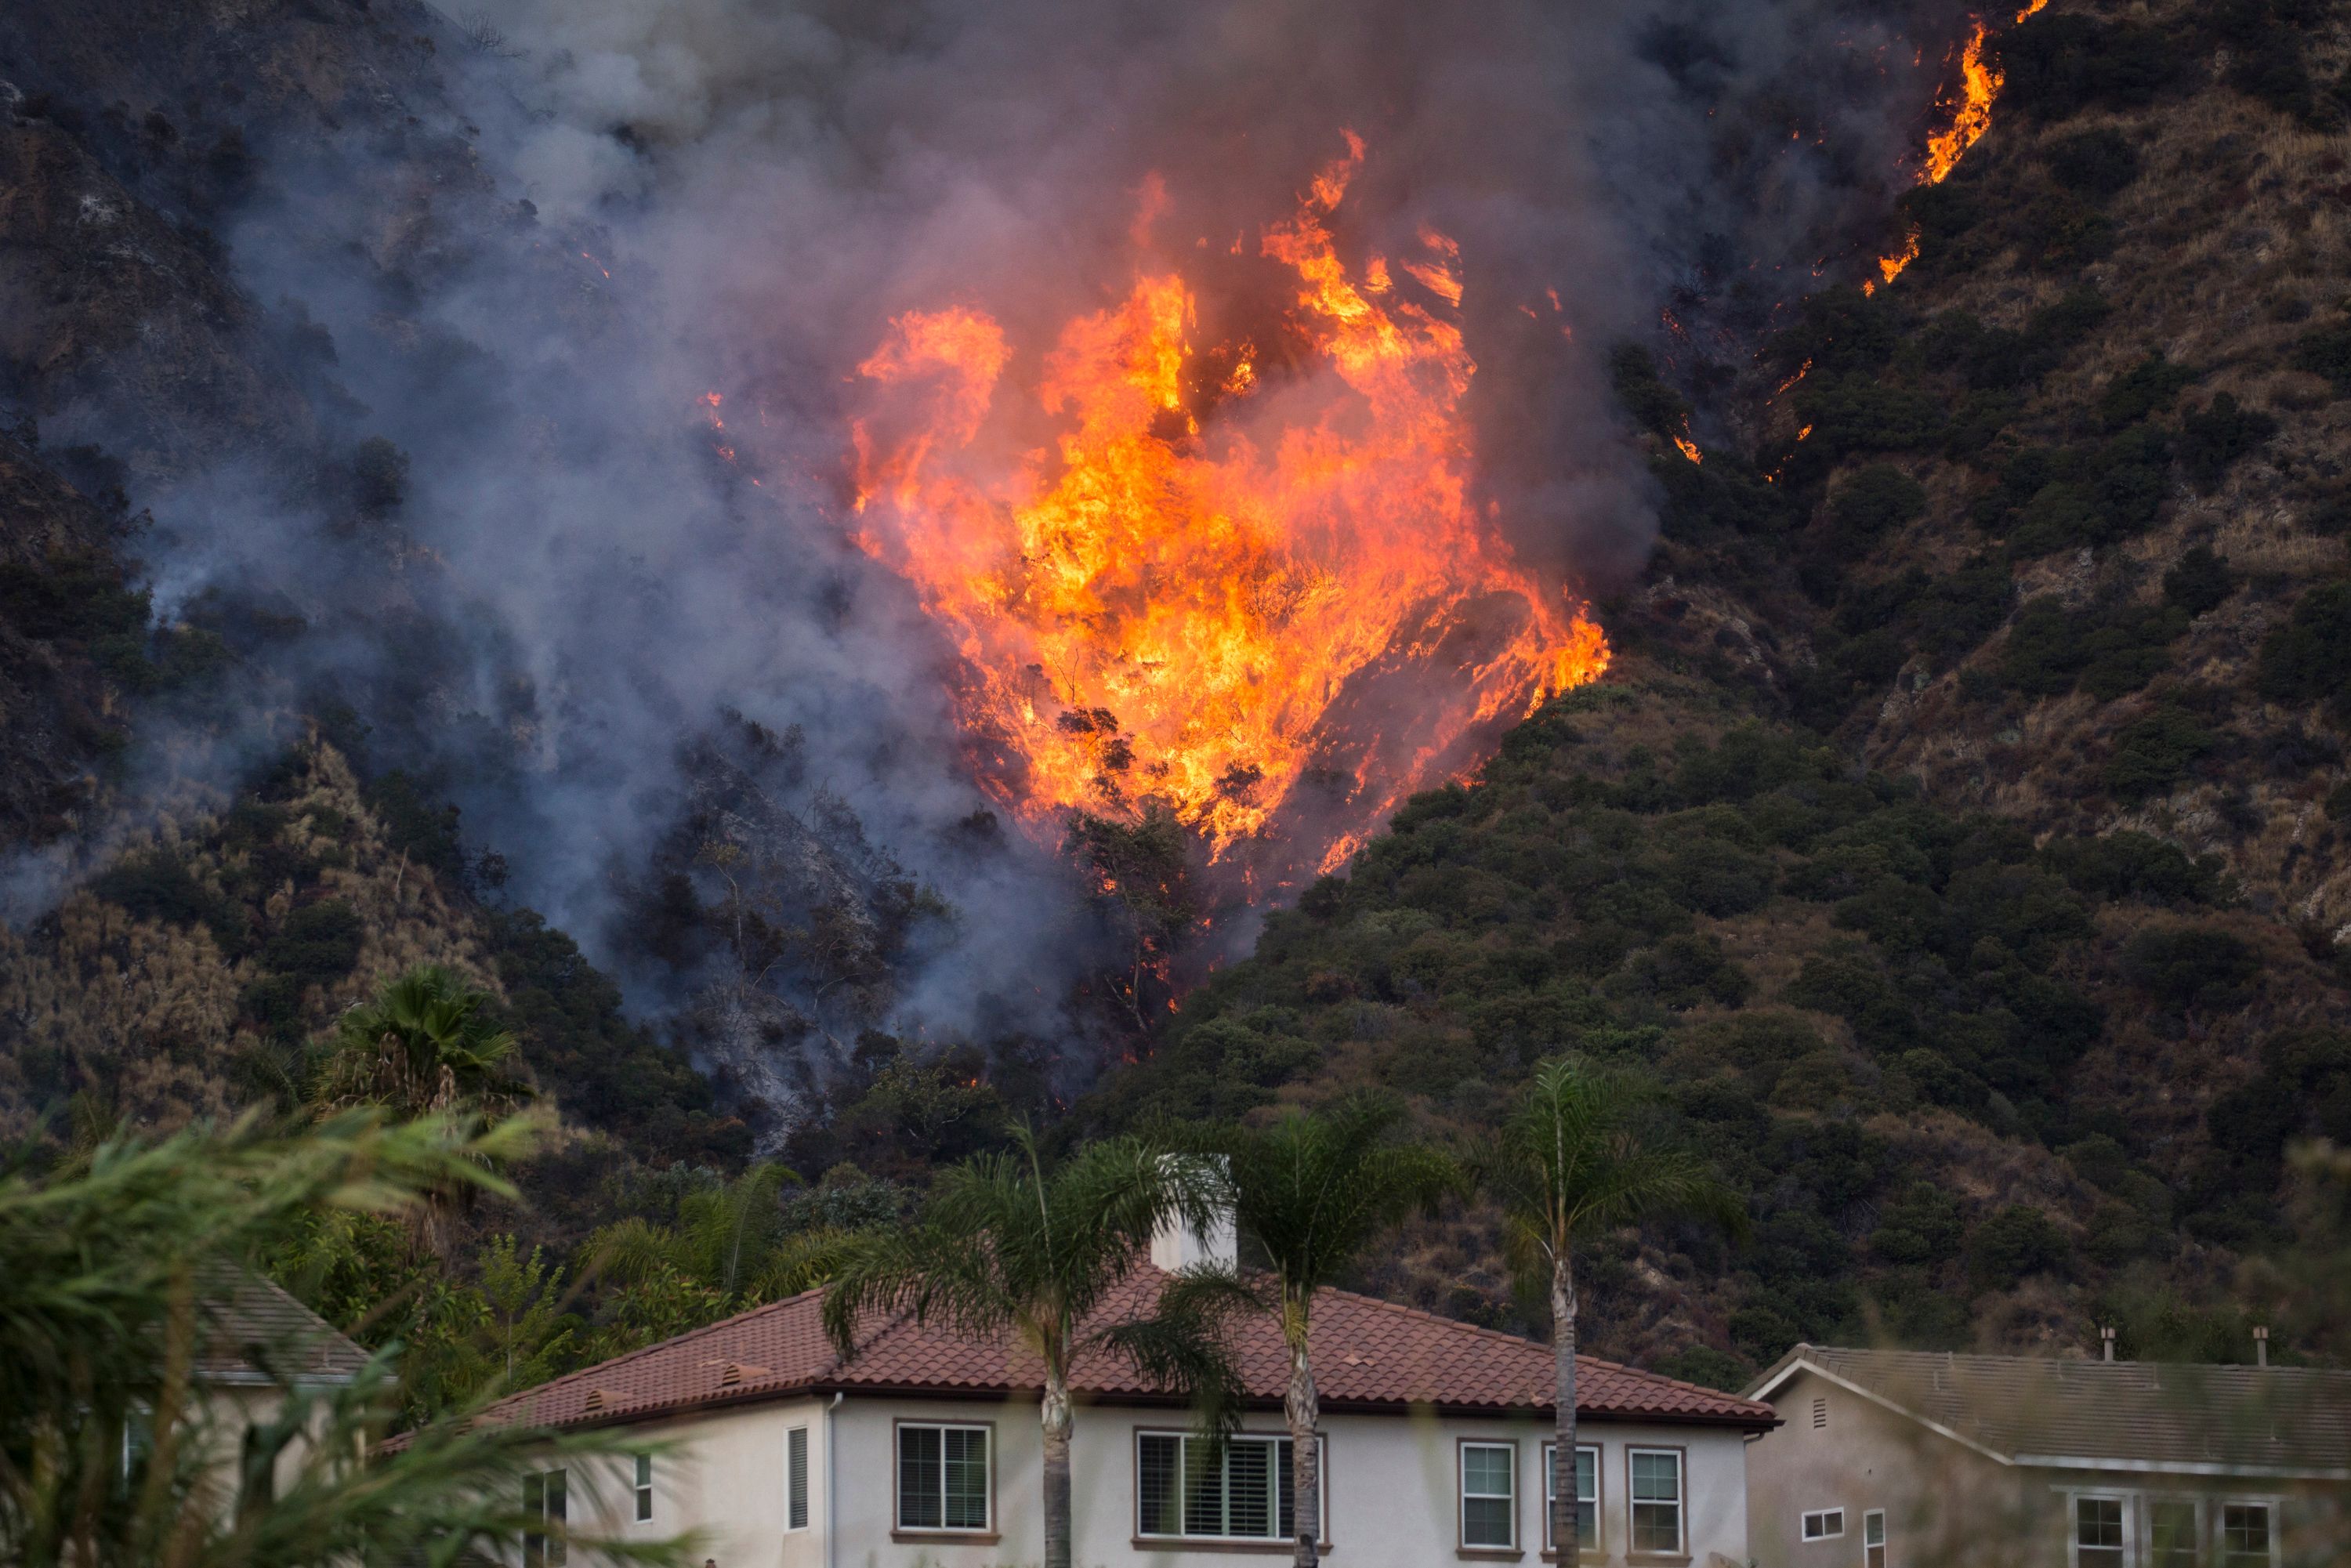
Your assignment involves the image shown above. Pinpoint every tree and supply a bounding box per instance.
[1479,1057,1743,1563]
[587,1164,842,1322]
[1196,1095,1462,1566]
[820,1128,1242,1568]
[1064,804,1201,1032]
[0,1110,682,1568]
[317,966,534,1258]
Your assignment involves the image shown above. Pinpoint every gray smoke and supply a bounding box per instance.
[13,0,1979,1124]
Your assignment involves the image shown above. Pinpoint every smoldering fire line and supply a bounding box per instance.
[3,0,1986,1140]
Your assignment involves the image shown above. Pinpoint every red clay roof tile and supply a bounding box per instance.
[464,1269,1773,1434]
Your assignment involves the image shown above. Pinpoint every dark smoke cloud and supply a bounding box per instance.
[16,0,1979,1134]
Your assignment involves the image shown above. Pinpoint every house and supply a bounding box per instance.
[1742,1343,2351,1568]
[194,1267,373,1507]
[465,1226,1775,1566]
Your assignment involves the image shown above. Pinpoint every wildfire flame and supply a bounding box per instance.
[1878,13,2018,289]
[850,136,1608,872]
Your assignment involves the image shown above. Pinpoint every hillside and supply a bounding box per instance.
[0,0,2346,1410]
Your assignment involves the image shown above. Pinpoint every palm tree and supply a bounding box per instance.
[0,1110,683,1568]
[820,1127,1242,1568]
[1197,1095,1462,1567]
[318,966,534,1258]
[1480,1057,1743,1564]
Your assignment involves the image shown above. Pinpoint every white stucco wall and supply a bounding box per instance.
[564,1392,1750,1568]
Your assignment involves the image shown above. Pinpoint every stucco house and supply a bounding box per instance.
[195,1267,372,1508]
[1742,1343,2351,1568]
[465,1229,1775,1566]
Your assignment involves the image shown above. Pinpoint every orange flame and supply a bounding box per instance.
[1921,22,1999,186]
[1672,433,1703,464]
[850,139,1608,864]
[1876,225,1923,288]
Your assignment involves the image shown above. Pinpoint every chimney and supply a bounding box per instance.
[2101,1326,2116,1362]
[2254,1326,2269,1368]
[1150,1157,1236,1273]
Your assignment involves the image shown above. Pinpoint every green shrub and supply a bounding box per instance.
[2177,394,2277,493]
[2291,324,2351,393]
[0,552,150,642]
[2162,545,2235,617]
[89,853,251,954]
[1998,16,2179,114]
[1829,464,1927,542]
[2121,925,2263,1010]
[1795,374,1947,454]
[2099,353,2197,429]
[2045,128,2141,197]
[1998,598,2090,694]
[2105,707,2219,800]
[259,899,364,983]
[2253,580,2351,705]
[1870,1182,1965,1265]
[2040,831,2215,904]
[1969,1203,2070,1290]
[2078,606,2188,701]
[1609,346,1691,437]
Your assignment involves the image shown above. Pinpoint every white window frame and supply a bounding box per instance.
[632,1453,653,1523]
[2066,1491,2131,1568]
[1540,1441,1602,1555]
[1458,1439,1519,1552]
[893,1421,992,1535]
[1802,1507,1846,1541]
[1132,1429,1321,1544]
[786,1425,810,1531]
[2144,1495,2202,1568]
[1863,1508,1886,1568]
[1627,1447,1685,1556]
[2215,1497,2280,1568]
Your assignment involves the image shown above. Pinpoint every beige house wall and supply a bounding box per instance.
[1747,1366,2351,1568]
[563,1392,1755,1568]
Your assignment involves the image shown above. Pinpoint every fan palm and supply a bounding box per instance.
[820,1126,1243,1568]
[0,1110,685,1568]
[1194,1095,1462,1567]
[318,966,533,1258]
[1480,1057,1743,1563]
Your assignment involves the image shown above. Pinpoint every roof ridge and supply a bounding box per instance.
[1313,1281,1766,1409]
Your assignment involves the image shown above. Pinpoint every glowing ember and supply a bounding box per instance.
[850,136,1609,869]
[1921,22,1998,186]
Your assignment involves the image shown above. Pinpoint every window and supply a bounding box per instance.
[1628,1449,1684,1555]
[2071,1496,2125,1568]
[632,1454,653,1523]
[2220,1503,2273,1568]
[524,1468,567,1568]
[1802,1508,1846,1541]
[2149,1499,2201,1568]
[1541,1442,1599,1552]
[787,1425,810,1531]
[237,1425,276,1519]
[896,1424,990,1534]
[1863,1509,1886,1568]
[1459,1442,1516,1550]
[1136,1432,1306,1541]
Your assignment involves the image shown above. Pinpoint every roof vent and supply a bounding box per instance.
[1812,1396,1828,1429]
[583,1389,606,1411]
[719,1362,743,1386]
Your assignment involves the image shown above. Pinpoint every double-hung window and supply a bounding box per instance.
[1540,1442,1600,1553]
[786,1426,810,1531]
[523,1468,567,1568]
[2071,1495,2126,1568]
[1628,1448,1684,1555]
[632,1454,653,1523]
[1459,1442,1517,1550]
[2220,1502,2274,1568]
[896,1423,990,1534]
[1802,1508,1846,1541]
[1862,1508,1886,1568]
[1136,1432,1309,1542]
[2148,1499,2201,1568]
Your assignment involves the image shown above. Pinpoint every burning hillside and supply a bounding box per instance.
[849,135,1610,889]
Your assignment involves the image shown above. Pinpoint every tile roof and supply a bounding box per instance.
[464,1269,1773,1434]
[1751,1344,2351,1478]
[198,1266,372,1383]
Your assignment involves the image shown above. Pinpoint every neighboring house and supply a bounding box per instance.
[194,1267,373,1506]
[1743,1344,2351,1568]
[466,1228,1775,1566]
